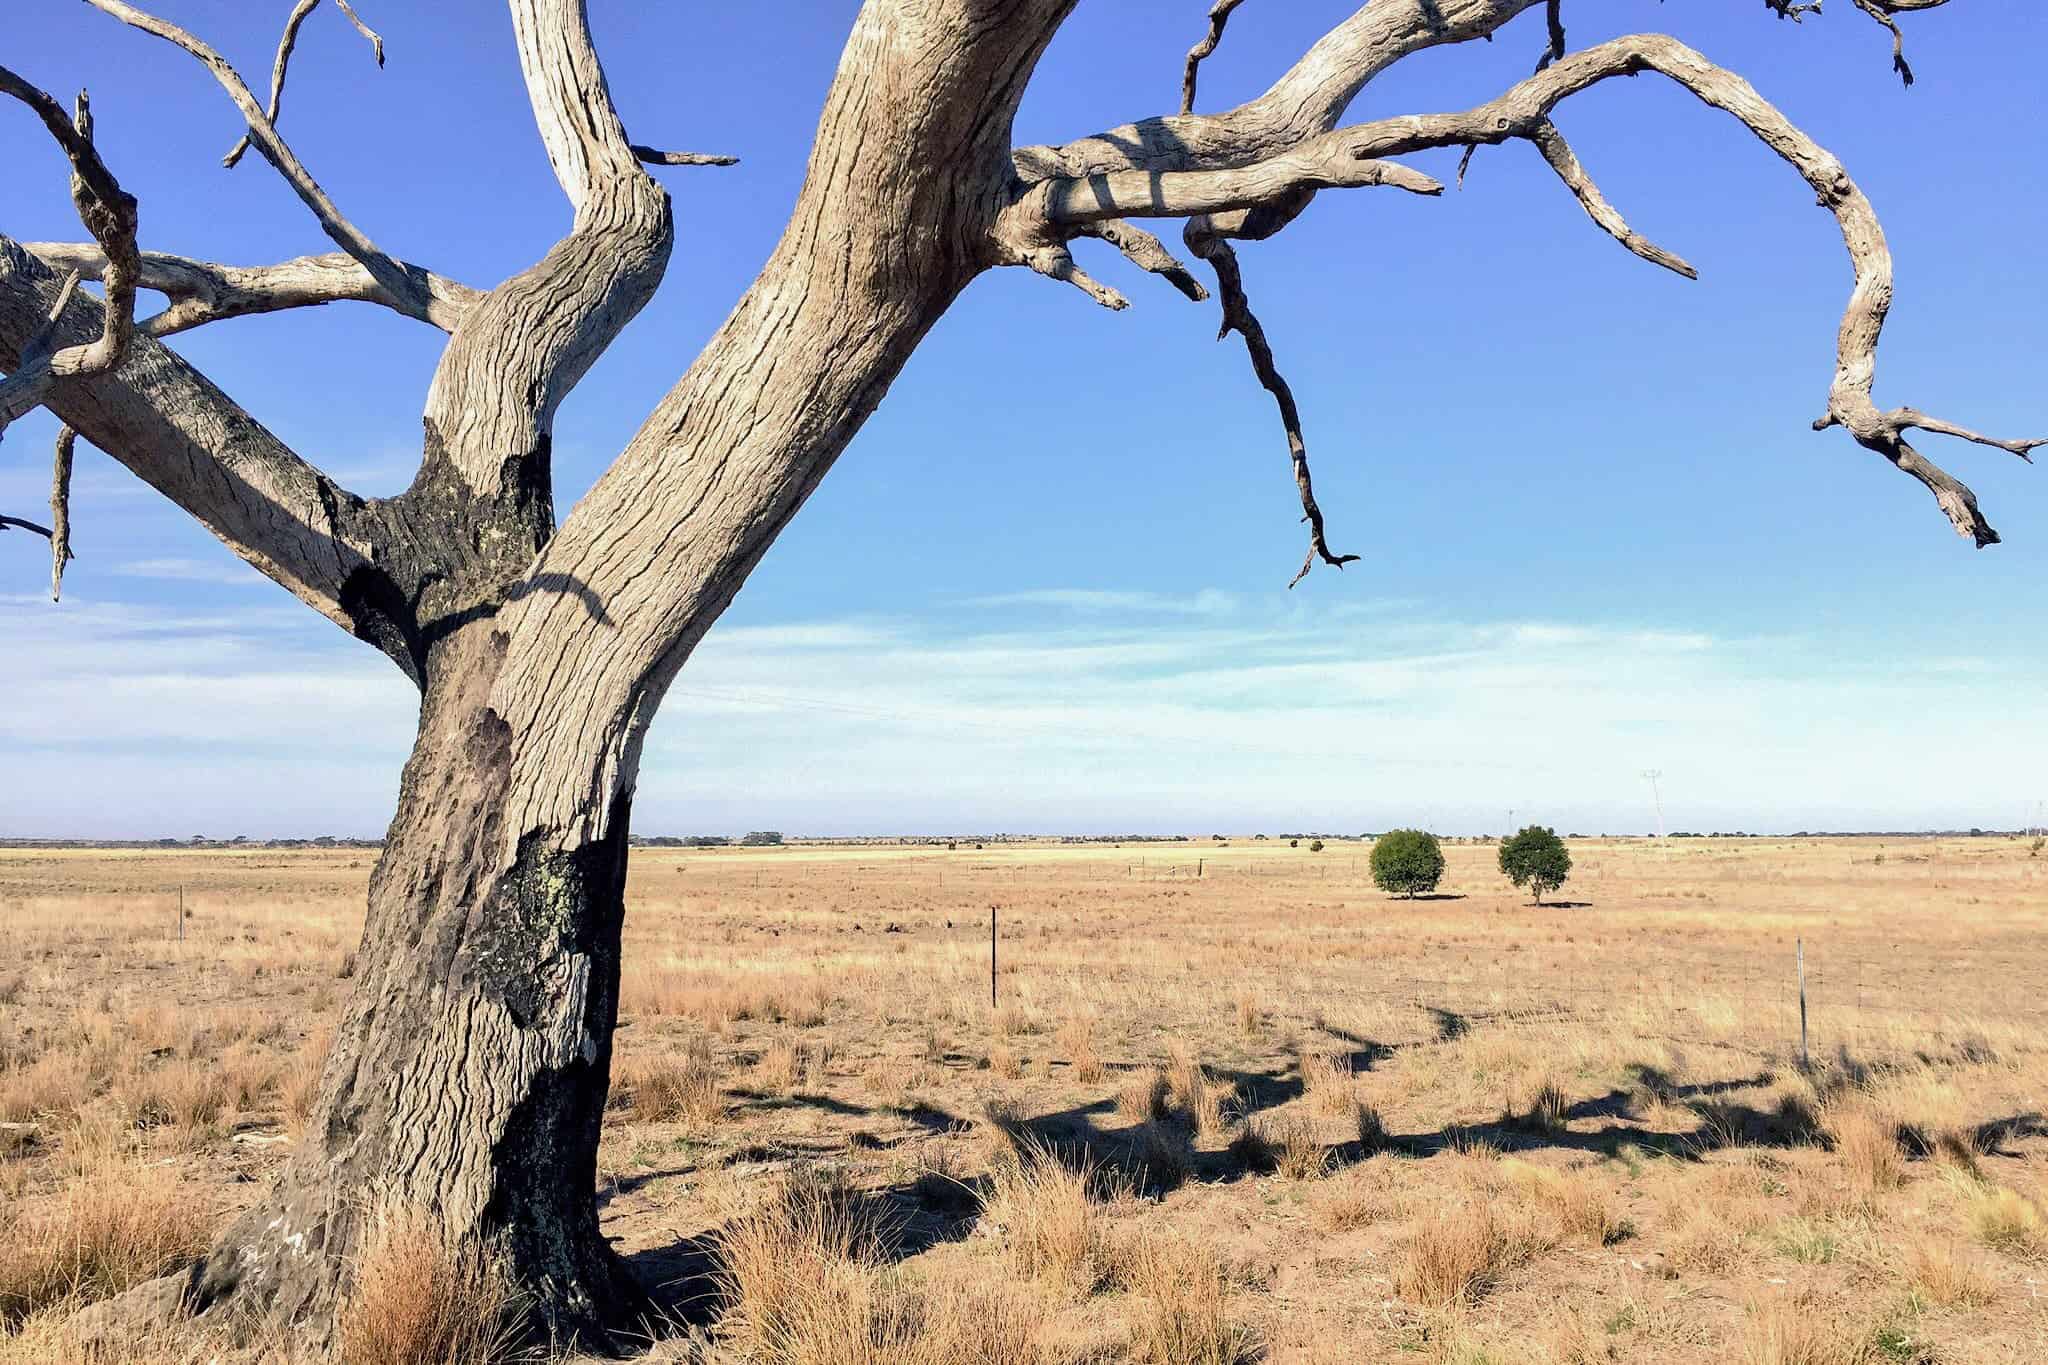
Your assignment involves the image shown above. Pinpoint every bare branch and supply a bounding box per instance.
[1118,33,2029,544]
[83,0,457,330]
[1535,0,1566,72]
[1011,155,1440,234]
[1880,409,2043,463]
[1184,222,1358,588]
[3,233,387,633]
[51,425,76,601]
[1849,0,1958,86]
[0,77,139,443]
[224,0,386,170]
[227,1,318,170]
[1077,222,1209,302]
[1020,1,1551,181]
[1182,0,1250,116]
[1526,120,1696,279]
[630,145,738,168]
[26,242,479,337]
[1815,408,2043,463]
[332,0,385,66]
[1016,243,1129,311]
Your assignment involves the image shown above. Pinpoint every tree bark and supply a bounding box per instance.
[161,626,626,1345]
[150,3,1081,1347]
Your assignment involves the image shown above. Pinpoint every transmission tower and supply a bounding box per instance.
[1642,770,1666,839]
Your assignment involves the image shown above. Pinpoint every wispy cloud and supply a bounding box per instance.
[959,588,1241,616]
[113,557,265,587]
[3,588,2041,839]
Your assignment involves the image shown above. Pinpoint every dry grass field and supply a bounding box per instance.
[1,836,2044,1363]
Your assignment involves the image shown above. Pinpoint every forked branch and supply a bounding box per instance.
[1026,26,2033,553]
[84,0,460,330]
[25,242,479,337]
[224,0,385,170]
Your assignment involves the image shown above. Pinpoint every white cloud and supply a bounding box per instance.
[3,588,2042,838]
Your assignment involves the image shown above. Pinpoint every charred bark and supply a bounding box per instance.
[178,628,640,1346]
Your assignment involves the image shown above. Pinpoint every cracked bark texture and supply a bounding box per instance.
[0,0,2033,1353]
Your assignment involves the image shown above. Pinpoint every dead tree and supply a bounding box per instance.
[0,0,2036,1349]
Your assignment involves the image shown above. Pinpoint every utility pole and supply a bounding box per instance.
[1641,770,1666,839]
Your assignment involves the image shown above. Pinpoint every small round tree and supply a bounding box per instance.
[1370,829,1444,898]
[1499,826,1573,905]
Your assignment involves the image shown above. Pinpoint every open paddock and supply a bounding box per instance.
[1,836,2044,1362]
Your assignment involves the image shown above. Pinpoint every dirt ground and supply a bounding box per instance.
[2,836,2044,1362]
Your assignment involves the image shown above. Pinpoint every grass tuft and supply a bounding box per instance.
[337,1203,525,1365]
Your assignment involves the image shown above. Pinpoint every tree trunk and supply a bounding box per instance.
[89,1,1082,1350]
[177,628,643,1344]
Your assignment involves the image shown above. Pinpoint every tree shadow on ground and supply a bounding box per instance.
[613,1030,2047,1348]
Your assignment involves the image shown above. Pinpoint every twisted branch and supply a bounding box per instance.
[0,77,138,443]
[1184,222,1357,589]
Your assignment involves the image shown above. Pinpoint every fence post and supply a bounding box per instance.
[989,906,997,1010]
[1797,938,1808,1070]
[178,885,185,941]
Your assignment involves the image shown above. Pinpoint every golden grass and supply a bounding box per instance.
[707,1165,1059,1364]
[1057,1013,1104,1084]
[1300,1049,1355,1119]
[1823,1101,1905,1194]
[1166,1044,1229,1139]
[1905,1239,1997,1307]
[712,1167,888,1359]
[283,1022,333,1139]
[977,1136,1108,1295]
[0,1154,211,1322]
[116,1058,229,1145]
[1500,1159,1631,1246]
[1395,1197,1551,1307]
[3,837,2047,1361]
[615,1037,721,1126]
[1964,1184,2046,1257]
[1313,1159,1397,1232]
[1121,1237,1257,1365]
[1736,1295,1878,1365]
[1117,1066,1171,1124]
[336,1203,524,1365]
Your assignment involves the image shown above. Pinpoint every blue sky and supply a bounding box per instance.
[3,2,2043,838]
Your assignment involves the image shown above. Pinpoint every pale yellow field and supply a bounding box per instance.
[2,837,2045,1362]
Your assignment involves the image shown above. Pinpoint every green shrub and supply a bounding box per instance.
[1370,829,1444,898]
[1498,826,1571,905]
